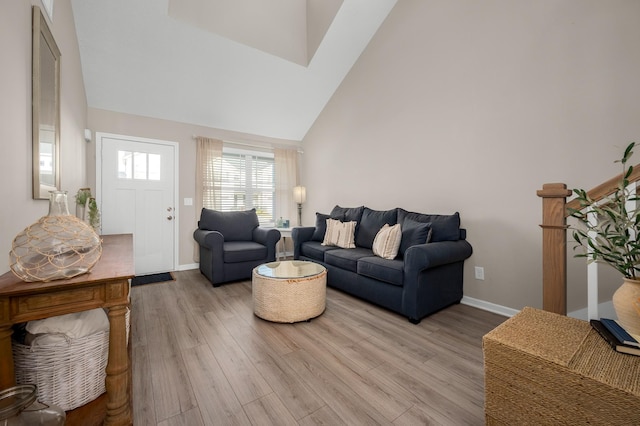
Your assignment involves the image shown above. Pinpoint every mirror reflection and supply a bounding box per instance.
[32,6,60,199]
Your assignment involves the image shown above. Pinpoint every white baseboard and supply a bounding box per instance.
[461,296,617,321]
[177,263,199,271]
[461,296,519,318]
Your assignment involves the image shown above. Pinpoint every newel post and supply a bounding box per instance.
[537,183,572,315]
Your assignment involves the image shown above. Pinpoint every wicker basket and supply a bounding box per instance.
[12,308,130,411]
[12,329,109,411]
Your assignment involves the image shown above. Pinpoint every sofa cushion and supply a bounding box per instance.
[372,224,402,260]
[355,208,398,249]
[325,248,375,273]
[322,219,357,248]
[199,208,259,241]
[397,209,460,242]
[300,241,339,262]
[223,241,267,263]
[312,212,331,242]
[330,205,365,223]
[357,256,404,286]
[399,219,433,257]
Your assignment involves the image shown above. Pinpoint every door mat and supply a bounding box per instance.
[131,272,175,287]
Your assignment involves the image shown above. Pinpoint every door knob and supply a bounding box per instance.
[167,216,174,220]
[167,207,173,212]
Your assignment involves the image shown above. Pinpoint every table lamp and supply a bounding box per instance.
[293,186,306,226]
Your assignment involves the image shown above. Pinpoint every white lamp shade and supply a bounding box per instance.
[293,186,306,204]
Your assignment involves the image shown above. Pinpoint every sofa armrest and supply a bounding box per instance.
[404,240,473,272]
[402,240,473,321]
[292,227,315,259]
[193,229,224,249]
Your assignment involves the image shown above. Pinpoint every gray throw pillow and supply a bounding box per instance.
[399,219,432,256]
[312,213,331,242]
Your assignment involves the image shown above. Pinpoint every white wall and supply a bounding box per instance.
[301,0,640,312]
[0,0,88,274]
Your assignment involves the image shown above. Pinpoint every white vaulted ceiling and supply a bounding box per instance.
[70,0,397,141]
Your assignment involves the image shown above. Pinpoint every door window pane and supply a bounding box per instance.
[148,154,161,180]
[133,152,147,179]
[118,151,132,179]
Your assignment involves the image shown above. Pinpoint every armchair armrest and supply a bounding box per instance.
[292,227,315,259]
[193,229,224,249]
[193,229,225,284]
[253,227,281,261]
[253,227,280,245]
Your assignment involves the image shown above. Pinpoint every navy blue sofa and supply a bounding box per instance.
[292,205,472,324]
[194,208,281,286]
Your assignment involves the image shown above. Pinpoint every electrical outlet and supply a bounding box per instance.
[475,266,485,280]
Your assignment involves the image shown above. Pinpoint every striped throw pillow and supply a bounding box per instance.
[372,224,402,260]
[322,219,356,248]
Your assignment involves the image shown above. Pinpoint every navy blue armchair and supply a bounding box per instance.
[194,208,281,286]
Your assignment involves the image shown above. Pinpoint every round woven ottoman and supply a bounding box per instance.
[252,260,327,323]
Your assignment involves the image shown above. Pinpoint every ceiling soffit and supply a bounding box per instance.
[168,0,343,66]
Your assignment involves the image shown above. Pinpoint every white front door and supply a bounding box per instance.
[97,133,178,275]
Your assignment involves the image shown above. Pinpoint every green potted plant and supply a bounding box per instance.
[75,188,92,220]
[87,197,101,233]
[569,142,640,338]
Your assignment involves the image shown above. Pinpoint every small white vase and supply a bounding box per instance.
[612,278,640,340]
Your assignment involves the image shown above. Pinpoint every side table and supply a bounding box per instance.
[275,227,292,259]
[483,307,640,425]
[0,234,134,426]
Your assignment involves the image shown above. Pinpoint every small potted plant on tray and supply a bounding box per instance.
[568,142,640,338]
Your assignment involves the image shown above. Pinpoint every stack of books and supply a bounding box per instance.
[590,318,640,356]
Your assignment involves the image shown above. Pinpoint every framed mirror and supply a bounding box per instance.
[32,6,61,199]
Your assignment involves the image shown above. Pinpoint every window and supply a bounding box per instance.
[208,148,275,224]
[117,150,161,181]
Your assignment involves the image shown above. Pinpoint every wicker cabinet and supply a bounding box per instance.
[483,307,640,425]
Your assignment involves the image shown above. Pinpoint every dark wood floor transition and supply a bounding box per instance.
[130,269,507,425]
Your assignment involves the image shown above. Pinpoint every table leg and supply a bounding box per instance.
[0,325,15,389]
[104,304,131,425]
[283,236,288,259]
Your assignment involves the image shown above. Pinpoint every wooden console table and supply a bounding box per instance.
[0,234,134,426]
[483,307,640,425]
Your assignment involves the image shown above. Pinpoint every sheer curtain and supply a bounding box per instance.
[195,136,223,261]
[274,148,299,226]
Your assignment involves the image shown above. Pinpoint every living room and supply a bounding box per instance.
[1,0,640,424]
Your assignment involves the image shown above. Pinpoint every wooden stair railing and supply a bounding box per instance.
[538,165,640,315]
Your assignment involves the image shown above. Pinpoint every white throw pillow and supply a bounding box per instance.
[26,307,109,339]
[322,218,357,249]
[372,223,402,260]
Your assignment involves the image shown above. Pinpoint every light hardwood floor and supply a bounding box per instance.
[130,269,507,425]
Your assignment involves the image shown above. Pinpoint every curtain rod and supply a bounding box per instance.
[192,135,303,154]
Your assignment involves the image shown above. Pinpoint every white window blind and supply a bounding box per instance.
[207,150,275,224]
